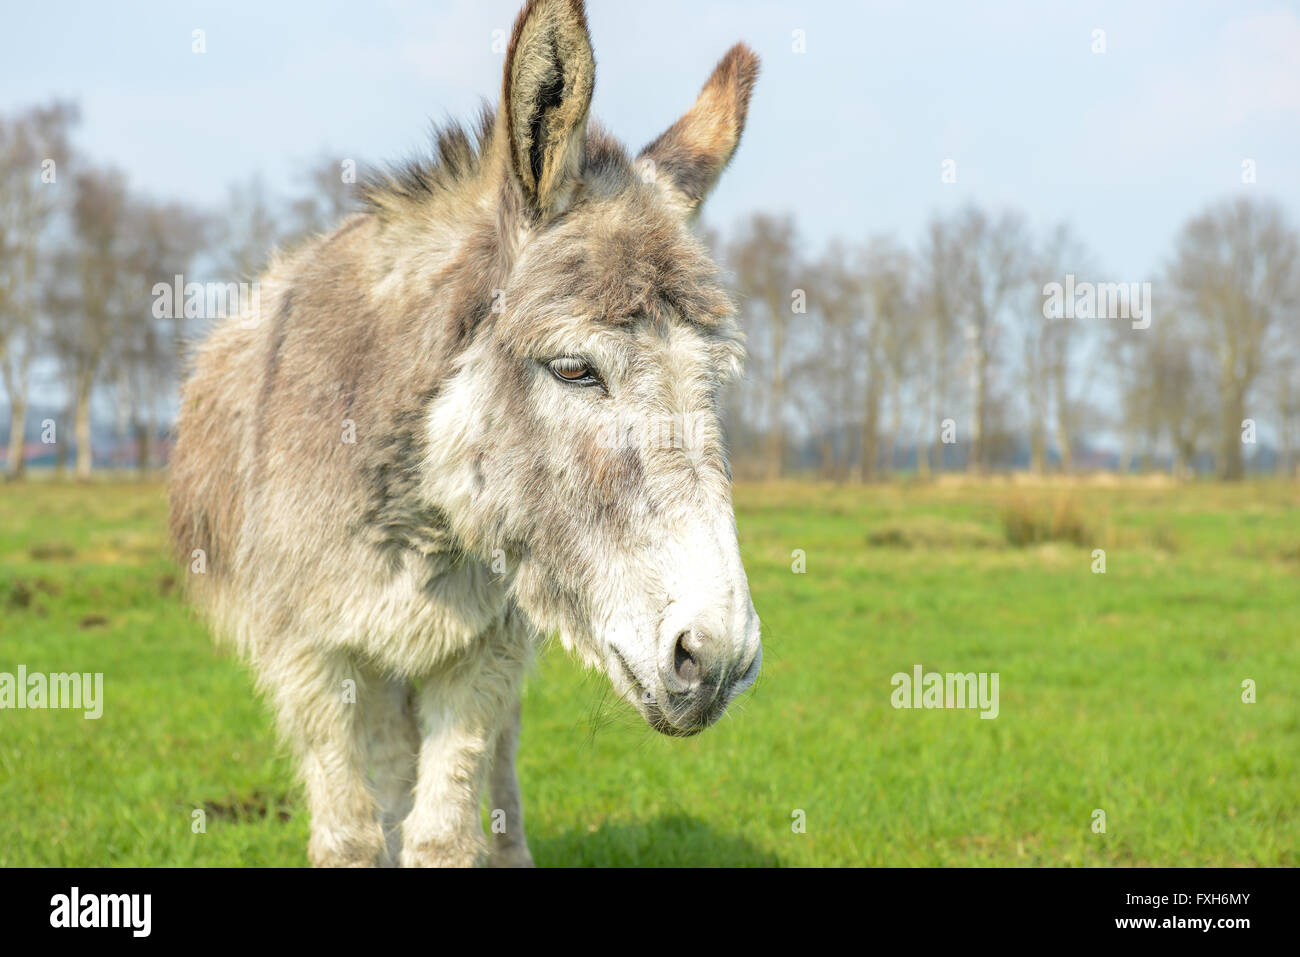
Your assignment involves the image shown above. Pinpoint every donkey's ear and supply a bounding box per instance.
[501,0,595,219]
[637,44,759,216]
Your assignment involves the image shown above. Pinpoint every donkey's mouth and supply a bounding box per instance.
[609,646,693,736]
[609,645,729,737]
[648,708,708,738]
[610,646,652,706]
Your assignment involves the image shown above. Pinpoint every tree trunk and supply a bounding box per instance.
[916,378,933,479]
[135,420,150,476]
[885,378,902,477]
[970,343,987,474]
[766,314,785,480]
[1220,385,1246,481]
[1283,430,1295,481]
[1055,419,1072,473]
[1029,421,1045,475]
[1139,428,1158,475]
[1054,386,1072,473]
[1171,443,1186,481]
[1051,334,1072,473]
[1279,381,1295,479]
[6,395,27,480]
[932,375,947,474]
[860,378,881,482]
[55,406,69,479]
[74,378,94,481]
[146,402,158,473]
[1118,422,1135,476]
[114,379,130,471]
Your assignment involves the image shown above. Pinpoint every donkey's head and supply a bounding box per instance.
[416,0,761,735]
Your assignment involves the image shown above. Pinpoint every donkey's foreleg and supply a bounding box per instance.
[487,697,534,867]
[265,649,386,867]
[359,671,419,867]
[400,621,530,868]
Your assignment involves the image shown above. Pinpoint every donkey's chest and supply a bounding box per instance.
[325,550,512,676]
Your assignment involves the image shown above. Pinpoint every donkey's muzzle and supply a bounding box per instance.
[648,625,761,736]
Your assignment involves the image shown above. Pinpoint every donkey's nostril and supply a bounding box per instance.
[673,630,703,686]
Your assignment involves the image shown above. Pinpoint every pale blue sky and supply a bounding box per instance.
[4,0,1298,283]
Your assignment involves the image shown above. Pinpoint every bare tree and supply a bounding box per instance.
[118,197,210,468]
[916,219,962,476]
[0,101,78,478]
[52,167,129,480]
[1263,257,1300,477]
[727,213,802,479]
[1170,197,1300,480]
[136,200,211,367]
[956,208,1029,472]
[1018,244,1054,474]
[1266,321,1300,478]
[1037,224,1094,472]
[1145,309,1216,477]
[797,242,861,478]
[859,237,913,479]
[919,208,1029,473]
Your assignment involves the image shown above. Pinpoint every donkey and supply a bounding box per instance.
[169,0,761,867]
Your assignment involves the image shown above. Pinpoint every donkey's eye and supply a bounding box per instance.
[547,357,602,388]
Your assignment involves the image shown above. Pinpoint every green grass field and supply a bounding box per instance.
[1,477,1296,866]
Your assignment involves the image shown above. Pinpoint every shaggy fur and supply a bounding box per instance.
[170,0,762,867]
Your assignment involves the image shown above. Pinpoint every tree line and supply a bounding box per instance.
[0,101,356,479]
[718,200,1298,481]
[1,100,1297,482]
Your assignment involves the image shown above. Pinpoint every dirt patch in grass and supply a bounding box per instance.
[6,577,62,609]
[1234,539,1300,565]
[200,791,293,823]
[28,542,76,560]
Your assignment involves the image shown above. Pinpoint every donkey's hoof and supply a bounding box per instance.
[487,845,535,868]
[308,836,386,868]
[400,836,486,868]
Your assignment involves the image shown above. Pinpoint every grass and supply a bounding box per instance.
[0,476,1296,866]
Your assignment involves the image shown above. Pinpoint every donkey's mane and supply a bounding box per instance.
[361,106,497,216]
[362,106,636,217]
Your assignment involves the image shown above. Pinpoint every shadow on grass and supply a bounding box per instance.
[532,813,782,867]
